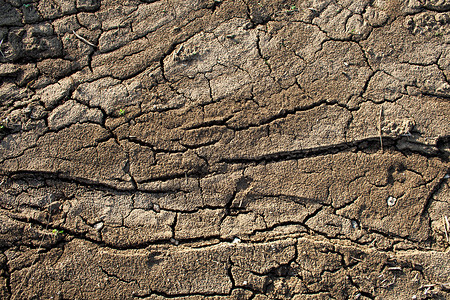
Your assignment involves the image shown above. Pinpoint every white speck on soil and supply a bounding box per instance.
[232,237,241,244]
[387,196,397,207]
[93,222,104,231]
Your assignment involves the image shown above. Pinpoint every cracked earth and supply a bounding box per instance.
[0,0,450,299]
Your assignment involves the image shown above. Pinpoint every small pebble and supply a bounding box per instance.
[170,238,179,245]
[387,196,397,207]
[93,222,104,231]
[153,203,160,213]
[232,237,241,244]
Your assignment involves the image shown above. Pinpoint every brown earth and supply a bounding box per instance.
[1,0,450,299]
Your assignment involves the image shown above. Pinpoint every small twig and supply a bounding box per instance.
[380,276,396,288]
[0,39,5,58]
[176,45,184,56]
[387,266,402,271]
[72,30,97,48]
[419,284,436,289]
[350,256,363,262]
[378,106,383,153]
[444,216,449,243]
[421,285,437,297]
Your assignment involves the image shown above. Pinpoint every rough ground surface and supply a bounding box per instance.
[0,0,450,299]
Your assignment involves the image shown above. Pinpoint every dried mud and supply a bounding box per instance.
[0,0,450,299]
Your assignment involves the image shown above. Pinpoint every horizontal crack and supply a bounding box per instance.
[220,136,448,165]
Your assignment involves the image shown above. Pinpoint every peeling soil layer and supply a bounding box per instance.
[0,0,450,299]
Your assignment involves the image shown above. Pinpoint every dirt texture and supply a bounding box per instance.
[0,0,450,299]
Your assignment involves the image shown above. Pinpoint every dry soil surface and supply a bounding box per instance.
[1,0,450,299]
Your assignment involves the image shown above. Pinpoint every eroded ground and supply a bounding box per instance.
[0,0,450,299]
